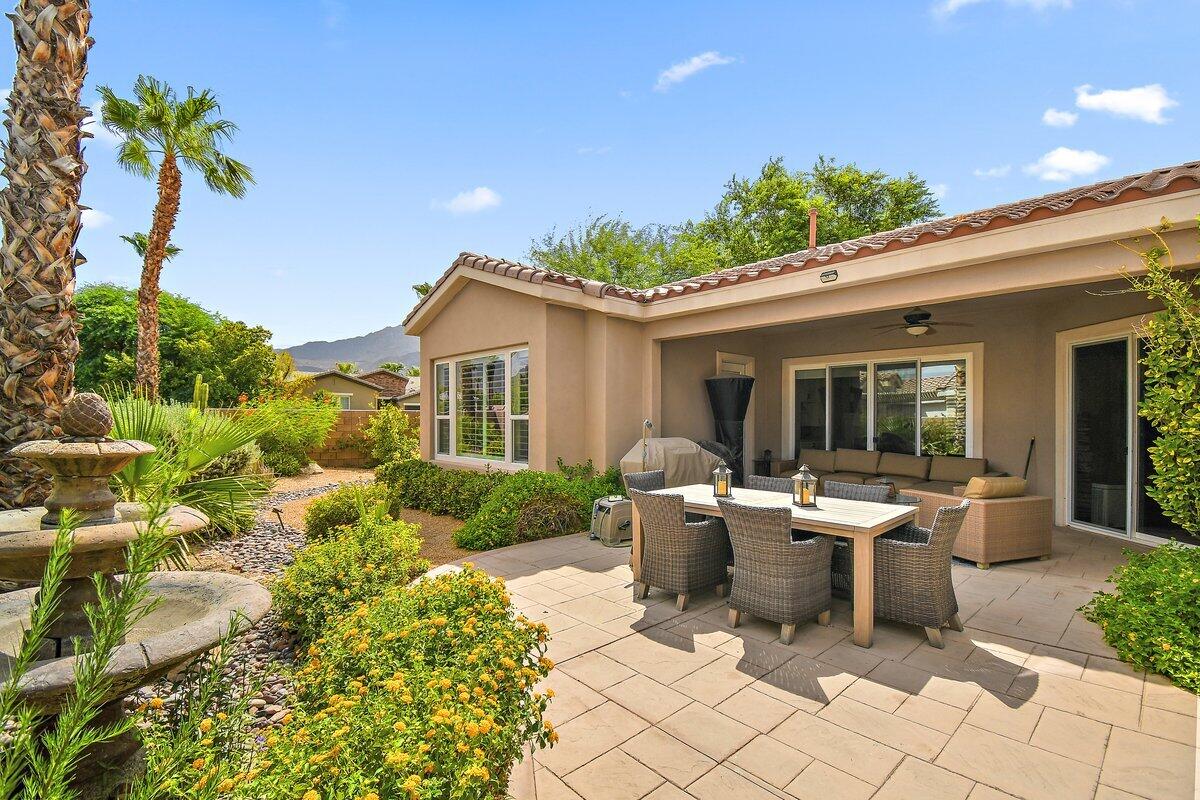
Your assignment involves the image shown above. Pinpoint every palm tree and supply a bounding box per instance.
[335,361,359,375]
[120,231,181,261]
[377,361,404,373]
[0,1,94,508]
[98,76,252,398]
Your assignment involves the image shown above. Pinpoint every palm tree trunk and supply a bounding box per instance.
[0,0,93,508]
[134,151,181,398]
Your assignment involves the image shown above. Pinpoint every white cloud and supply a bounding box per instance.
[1023,147,1110,182]
[930,183,949,200]
[973,164,1011,179]
[654,51,735,92]
[81,208,112,229]
[577,145,612,156]
[431,186,502,215]
[1074,83,1177,124]
[933,0,1071,17]
[1041,107,1078,127]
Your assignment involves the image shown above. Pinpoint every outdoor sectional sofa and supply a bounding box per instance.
[771,448,1005,495]
[773,448,1051,568]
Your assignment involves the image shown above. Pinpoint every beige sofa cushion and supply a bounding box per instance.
[799,448,836,473]
[869,475,924,490]
[928,456,987,484]
[834,449,881,474]
[876,452,931,480]
[963,476,1027,499]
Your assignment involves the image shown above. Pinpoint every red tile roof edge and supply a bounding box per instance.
[404,160,1200,325]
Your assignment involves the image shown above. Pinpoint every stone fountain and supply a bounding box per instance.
[0,393,272,781]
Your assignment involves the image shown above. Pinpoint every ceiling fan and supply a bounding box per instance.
[872,307,973,337]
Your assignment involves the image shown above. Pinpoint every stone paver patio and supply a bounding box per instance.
[466,528,1198,800]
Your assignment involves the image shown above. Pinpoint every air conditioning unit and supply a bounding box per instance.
[590,496,632,547]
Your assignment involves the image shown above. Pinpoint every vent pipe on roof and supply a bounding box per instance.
[808,208,818,250]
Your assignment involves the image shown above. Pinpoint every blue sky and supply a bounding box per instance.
[31,0,1193,346]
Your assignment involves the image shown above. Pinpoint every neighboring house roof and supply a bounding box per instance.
[308,370,385,391]
[404,160,1200,325]
[395,376,420,401]
[359,369,410,397]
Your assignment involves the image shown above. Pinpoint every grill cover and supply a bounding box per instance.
[704,375,755,484]
[619,437,722,489]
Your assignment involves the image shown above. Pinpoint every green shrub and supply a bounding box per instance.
[274,507,427,643]
[515,495,585,544]
[365,405,419,465]
[248,396,339,476]
[1082,542,1200,693]
[455,471,590,550]
[302,483,388,541]
[1122,221,1200,535]
[378,458,509,519]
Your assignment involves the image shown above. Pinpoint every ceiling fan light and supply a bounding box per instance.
[905,323,930,336]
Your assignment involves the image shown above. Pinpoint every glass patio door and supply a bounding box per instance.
[1069,336,1194,544]
[1070,339,1129,534]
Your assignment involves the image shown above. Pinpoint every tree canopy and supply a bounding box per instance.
[528,156,942,289]
[75,284,275,406]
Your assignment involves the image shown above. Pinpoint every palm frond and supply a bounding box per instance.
[115,139,155,179]
[176,473,272,533]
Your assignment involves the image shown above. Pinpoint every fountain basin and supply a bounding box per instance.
[0,570,272,712]
[0,503,209,581]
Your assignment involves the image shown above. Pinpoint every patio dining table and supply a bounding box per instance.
[631,484,917,648]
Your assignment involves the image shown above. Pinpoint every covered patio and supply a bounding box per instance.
[473,530,1197,800]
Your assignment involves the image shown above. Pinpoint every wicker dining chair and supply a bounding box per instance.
[628,488,729,611]
[824,481,892,599]
[745,474,794,494]
[875,500,971,648]
[716,497,833,645]
[623,469,665,494]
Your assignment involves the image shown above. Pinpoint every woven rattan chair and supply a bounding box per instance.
[745,474,794,494]
[623,469,665,494]
[824,481,892,599]
[629,488,729,611]
[716,497,832,644]
[875,500,970,648]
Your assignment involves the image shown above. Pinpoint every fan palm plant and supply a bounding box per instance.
[97,76,253,398]
[0,1,93,508]
[107,392,274,533]
[120,231,181,261]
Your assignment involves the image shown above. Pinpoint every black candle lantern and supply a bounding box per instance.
[792,464,818,508]
[712,462,732,497]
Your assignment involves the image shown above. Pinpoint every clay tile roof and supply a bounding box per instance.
[404,160,1200,324]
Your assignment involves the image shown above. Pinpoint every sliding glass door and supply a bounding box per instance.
[830,365,868,450]
[1068,335,1194,544]
[1070,339,1128,533]
[789,353,971,458]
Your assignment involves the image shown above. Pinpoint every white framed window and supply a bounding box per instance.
[332,393,352,410]
[434,346,530,466]
[782,345,980,459]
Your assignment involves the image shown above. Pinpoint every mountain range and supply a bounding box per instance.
[280,324,420,373]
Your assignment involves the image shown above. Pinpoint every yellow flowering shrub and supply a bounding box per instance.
[273,508,428,643]
[240,567,555,799]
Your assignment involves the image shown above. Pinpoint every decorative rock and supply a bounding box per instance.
[59,392,114,439]
[299,462,324,475]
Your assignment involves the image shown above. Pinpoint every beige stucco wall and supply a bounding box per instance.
[312,374,378,410]
[416,281,647,471]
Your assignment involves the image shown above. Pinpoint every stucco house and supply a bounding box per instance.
[306,370,383,410]
[404,161,1200,549]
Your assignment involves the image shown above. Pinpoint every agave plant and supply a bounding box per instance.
[107,392,274,534]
